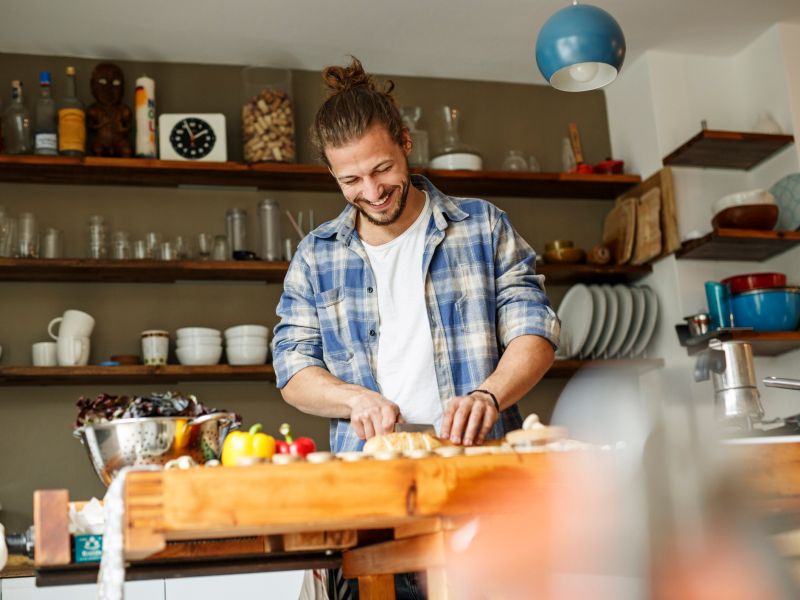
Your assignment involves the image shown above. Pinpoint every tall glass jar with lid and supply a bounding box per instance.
[241,67,296,163]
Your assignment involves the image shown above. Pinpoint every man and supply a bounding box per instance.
[272,57,559,455]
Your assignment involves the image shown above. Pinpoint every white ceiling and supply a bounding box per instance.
[2,0,800,84]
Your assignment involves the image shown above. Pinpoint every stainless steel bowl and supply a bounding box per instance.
[73,412,240,485]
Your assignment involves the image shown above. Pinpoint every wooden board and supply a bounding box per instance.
[617,167,679,258]
[602,197,636,264]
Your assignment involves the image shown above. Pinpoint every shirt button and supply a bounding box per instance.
[369,329,376,337]
[367,286,374,293]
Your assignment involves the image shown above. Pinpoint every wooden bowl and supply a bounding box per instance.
[544,247,586,264]
[711,204,779,230]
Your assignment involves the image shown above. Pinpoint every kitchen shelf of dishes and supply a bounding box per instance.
[677,271,800,357]
[677,179,800,261]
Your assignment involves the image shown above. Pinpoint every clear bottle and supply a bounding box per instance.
[58,66,86,156]
[430,106,482,169]
[400,106,429,168]
[2,80,32,154]
[501,150,528,171]
[34,71,58,155]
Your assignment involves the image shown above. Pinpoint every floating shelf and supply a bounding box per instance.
[676,229,800,262]
[0,360,663,386]
[663,130,794,170]
[0,155,640,199]
[0,257,651,285]
[677,329,800,358]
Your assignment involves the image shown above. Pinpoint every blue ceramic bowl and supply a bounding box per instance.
[731,287,800,331]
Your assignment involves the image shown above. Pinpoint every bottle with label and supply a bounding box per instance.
[34,71,57,155]
[58,66,86,156]
[2,80,32,154]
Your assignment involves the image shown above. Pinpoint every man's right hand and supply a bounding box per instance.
[349,390,401,440]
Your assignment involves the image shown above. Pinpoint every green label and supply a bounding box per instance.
[74,534,103,563]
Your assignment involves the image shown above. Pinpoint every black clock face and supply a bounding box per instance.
[170,118,217,159]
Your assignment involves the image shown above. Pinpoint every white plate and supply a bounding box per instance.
[579,285,607,358]
[618,287,646,358]
[605,285,633,358]
[555,284,593,359]
[631,286,659,357]
[592,285,618,358]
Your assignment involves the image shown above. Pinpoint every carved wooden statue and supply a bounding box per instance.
[87,63,133,157]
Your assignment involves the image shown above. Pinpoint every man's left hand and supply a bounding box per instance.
[440,392,499,446]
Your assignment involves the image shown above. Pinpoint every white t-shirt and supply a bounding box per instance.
[362,194,442,433]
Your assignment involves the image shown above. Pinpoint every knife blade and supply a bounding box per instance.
[394,423,435,434]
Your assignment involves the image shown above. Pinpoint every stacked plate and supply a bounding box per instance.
[555,284,659,359]
[175,327,223,365]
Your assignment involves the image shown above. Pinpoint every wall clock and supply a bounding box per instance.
[158,113,227,161]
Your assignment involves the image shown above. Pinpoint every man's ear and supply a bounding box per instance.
[402,127,413,156]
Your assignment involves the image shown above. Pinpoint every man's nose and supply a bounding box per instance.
[363,178,385,201]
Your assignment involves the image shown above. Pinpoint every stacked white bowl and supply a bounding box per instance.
[175,327,223,365]
[225,324,270,365]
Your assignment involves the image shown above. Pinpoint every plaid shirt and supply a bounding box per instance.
[272,175,560,453]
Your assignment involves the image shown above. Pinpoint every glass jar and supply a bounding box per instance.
[241,67,296,163]
[87,215,108,259]
[501,150,528,171]
[430,106,482,170]
[401,106,429,168]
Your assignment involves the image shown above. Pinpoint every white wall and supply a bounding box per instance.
[606,23,800,419]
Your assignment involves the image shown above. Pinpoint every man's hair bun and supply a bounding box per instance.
[321,56,395,97]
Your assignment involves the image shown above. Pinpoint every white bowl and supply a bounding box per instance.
[225,324,269,338]
[712,189,775,216]
[429,152,483,171]
[225,335,269,346]
[176,339,223,349]
[177,333,222,343]
[226,344,269,365]
[176,345,223,366]
[176,327,221,338]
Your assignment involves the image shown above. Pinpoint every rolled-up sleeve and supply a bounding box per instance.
[492,211,560,351]
[271,252,327,388]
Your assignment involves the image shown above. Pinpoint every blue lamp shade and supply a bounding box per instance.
[535,3,626,92]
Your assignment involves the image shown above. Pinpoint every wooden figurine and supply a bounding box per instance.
[86,63,133,157]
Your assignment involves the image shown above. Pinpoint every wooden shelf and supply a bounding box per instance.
[663,129,794,170]
[538,263,651,284]
[0,258,290,283]
[0,360,662,385]
[0,258,651,285]
[0,155,640,199]
[0,364,277,385]
[676,228,800,261]
[682,330,800,357]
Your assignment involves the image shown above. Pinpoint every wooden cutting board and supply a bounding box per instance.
[632,187,662,265]
[602,196,637,264]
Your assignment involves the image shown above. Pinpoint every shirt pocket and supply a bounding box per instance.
[454,264,493,334]
[314,286,355,366]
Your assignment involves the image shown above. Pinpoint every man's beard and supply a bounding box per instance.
[355,177,410,227]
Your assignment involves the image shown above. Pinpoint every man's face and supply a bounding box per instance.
[326,123,412,227]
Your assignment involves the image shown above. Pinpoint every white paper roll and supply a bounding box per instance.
[135,76,156,157]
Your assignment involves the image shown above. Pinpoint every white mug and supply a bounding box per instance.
[48,309,95,340]
[32,341,58,366]
[141,330,169,365]
[57,335,90,366]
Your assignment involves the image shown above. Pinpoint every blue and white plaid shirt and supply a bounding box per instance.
[272,175,560,453]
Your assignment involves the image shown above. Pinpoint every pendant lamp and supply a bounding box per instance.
[535,1,626,92]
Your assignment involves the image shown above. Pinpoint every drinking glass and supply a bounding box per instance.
[145,232,162,259]
[111,231,131,259]
[41,227,63,259]
[87,215,108,259]
[212,235,229,261]
[18,212,39,258]
[197,233,213,260]
[132,240,147,259]
[160,241,176,261]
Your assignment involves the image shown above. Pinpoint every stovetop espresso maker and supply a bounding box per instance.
[694,339,765,428]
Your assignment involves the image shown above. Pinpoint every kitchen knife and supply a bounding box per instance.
[394,423,435,434]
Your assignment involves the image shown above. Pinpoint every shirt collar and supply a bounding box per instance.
[311,174,469,243]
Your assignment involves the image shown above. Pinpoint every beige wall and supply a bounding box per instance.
[0,53,613,531]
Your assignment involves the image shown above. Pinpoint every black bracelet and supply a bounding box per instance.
[469,388,500,412]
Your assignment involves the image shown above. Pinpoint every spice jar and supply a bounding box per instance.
[241,67,296,163]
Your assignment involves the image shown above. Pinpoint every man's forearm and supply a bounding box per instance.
[280,365,370,418]
[479,335,555,410]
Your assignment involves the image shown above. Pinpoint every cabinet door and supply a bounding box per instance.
[164,571,305,600]
[1,576,164,600]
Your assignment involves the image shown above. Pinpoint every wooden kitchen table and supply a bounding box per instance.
[34,450,597,598]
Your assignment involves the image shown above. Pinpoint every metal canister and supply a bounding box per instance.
[257,199,282,261]
[225,208,248,258]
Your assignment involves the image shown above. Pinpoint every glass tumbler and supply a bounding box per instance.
[160,241,176,261]
[196,233,213,260]
[145,232,162,259]
[132,240,147,259]
[87,215,108,259]
[0,209,17,258]
[174,235,191,260]
[41,227,63,259]
[212,235,229,261]
[17,212,39,258]
[111,231,131,259]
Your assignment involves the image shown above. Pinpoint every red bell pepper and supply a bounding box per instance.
[276,422,317,457]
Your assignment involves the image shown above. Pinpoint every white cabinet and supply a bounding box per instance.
[0,577,164,600]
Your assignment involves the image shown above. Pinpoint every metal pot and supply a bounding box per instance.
[73,412,240,486]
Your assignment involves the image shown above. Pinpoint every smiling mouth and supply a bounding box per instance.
[362,189,394,209]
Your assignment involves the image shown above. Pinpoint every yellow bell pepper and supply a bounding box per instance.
[221,423,276,466]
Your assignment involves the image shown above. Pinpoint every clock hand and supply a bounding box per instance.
[182,121,195,141]
[194,130,209,139]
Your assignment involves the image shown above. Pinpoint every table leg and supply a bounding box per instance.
[358,574,396,599]
[426,567,455,600]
